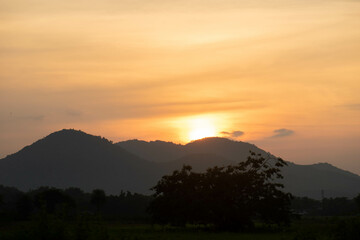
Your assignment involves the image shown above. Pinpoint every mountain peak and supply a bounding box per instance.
[189,137,233,143]
[41,128,113,145]
[187,137,238,145]
[310,162,359,178]
[49,128,86,135]
[3,129,115,160]
[0,129,155,194]
[186,137,257,149]
[47,128,101,139]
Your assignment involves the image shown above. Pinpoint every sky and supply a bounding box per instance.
[1,0,360,173]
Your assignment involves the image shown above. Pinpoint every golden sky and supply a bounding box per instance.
[1,0,360,172]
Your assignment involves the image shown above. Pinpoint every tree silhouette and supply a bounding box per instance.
[149,151,293,230]
[16,194,34,219]
[0,194,3,212]
[34,188,75,214]
[355,193,360,212]
[91,189,106,213]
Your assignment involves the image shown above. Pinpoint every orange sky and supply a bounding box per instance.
[1,0,360,173]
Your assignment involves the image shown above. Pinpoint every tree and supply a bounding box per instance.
[355,193,360,212]
[34,188,75,214]
[148,151,293,230]
[0,194,3,212]
[91,189,106,213]
[16,194,34,219]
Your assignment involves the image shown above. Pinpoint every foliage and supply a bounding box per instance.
[34,188,75,215]
[291,197,358,216]
[16,194,34,220]
[149,151,293,230]
[291,197,321,215]
[91,189,106,212]
[322,197,357,216]
[354,193,360,212]
[0,185,152,222]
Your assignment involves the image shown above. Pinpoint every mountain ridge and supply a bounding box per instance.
[117,137,265,163]
[117,136,360,199]
[0,129,160,194]
[1,129,359,199]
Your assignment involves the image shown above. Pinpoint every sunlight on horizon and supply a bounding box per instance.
[168,114,227,142]
[188,117,217,141]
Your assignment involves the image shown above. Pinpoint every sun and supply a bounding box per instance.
[188,118,216,141]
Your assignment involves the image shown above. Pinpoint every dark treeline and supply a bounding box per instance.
[292,196,359,216]
[1,185,360,223]
[1,185,360,240]
[0,185,152,222]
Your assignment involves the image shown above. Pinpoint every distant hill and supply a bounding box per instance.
[161,153,233,173]
[283,162,360,199]
[117,138,263,163]
[1,129,360,199]
[0,129,161,194]
[118,138,360,199]
[117,139,185,163]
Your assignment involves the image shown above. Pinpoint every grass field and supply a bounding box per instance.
[0,217,359,240]
[107,224,291,240]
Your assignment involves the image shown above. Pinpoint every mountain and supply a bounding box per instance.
[117,139,184,163]
[283,162,360,199]
[0,129,161,194]
[1,129,360,199]
[161,153,233,173]
[118,138,360,199]
[117,137,264,163]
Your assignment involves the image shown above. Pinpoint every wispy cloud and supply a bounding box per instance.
[271,128,294,138]
[65,109,83,117]
[342,104,360,111]
[14,114,45,122]
[221,130,244,138]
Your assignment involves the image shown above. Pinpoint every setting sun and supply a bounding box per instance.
[188,118,216,141]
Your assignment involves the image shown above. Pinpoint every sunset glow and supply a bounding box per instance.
[188,118,217,141]
[1,0,360,173]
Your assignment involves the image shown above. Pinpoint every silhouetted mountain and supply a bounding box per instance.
[118,137,360,199]
[117,139,184,163]
[161,153,233,172]
[283,162,360,199]
[185,137,265,162]
[117,137,264,163]
[0,129,161,194]
[1,130,360,199]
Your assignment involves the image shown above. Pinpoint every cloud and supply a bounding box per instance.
[221,130,244,138]
[9,113,45,122]
[231,131,244,137]
[271,128,294,138]
[65,109,83,117]
[21,115,45,121]
[342,104,360,111]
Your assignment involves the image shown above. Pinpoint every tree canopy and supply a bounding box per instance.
[34,188,75,214]
[148,151,293,230]
[91,189,107,212]
[355,193,360,212]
